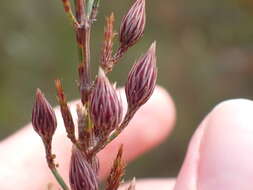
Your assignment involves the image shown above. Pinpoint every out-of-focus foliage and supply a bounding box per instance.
[1,0,253,178]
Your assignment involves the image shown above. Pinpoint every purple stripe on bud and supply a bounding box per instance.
[119,0,146,49]
[125,42,157,110]
[32,89,57,141]
[69,146,98,190]
[90,68,123,138]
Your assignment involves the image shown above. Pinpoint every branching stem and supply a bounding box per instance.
[89,107,138,156]
[86,0,95,18]
[82,23,91,81]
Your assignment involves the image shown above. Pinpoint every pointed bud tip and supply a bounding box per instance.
[55,79,64,96]
[110,12,115,20]
[116,144,124,160]
[147,42,156,58]
[36,88,43,98]
[36,88,41,94]
[98,67,106,78]
[34,89,45,110]
[113,82,117,89]
[150,41,156,52]
[35,88,48,106]
[55,79,61,88]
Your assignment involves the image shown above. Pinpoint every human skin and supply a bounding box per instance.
[1,86,253,190]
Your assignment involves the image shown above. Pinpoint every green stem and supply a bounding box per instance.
[51,168,70,190]
[86,0,95,18]
[73,0,76,9]
[93,0,100,9]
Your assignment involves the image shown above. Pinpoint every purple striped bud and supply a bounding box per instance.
[32,89,57,141]
[125,42,157,110]
[69,146,98,190]
[119,0,146,49]
[90,69,123,138]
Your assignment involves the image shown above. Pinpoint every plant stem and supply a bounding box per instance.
[51,168,70,190]
[74,0,86,24]
[78,23,92,104]
[43,139,70,190]
[93,0,100,8]
[86,0,95,18]
[89,108,138,156]
[78,45,83,63]
[90,0,100,21]
[83,24,91,71]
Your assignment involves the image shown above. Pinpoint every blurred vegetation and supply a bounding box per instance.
[1,0,253,179]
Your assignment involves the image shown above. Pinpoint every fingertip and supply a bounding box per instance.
[175,98,253,190]
[135,86,176,145]
[198,98,253,190]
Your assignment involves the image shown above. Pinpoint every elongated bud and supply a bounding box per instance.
[101,13,116,72]
[119,0,146,49]
[32,89,57,141]
[90,68,123,138]
[55,79,76,144]
[69,146,98,190]
[125,42,157,110]
[106,145,125,190]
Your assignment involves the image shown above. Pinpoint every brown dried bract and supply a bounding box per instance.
[106,145,125,190]
[101,13,116,73]
[55,79,76,144]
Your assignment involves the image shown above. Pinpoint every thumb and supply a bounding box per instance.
[174,99,253,190]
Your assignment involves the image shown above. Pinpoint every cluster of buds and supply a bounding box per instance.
[31,0,157,190]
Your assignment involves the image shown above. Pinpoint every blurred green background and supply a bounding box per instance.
[1,0,253,180]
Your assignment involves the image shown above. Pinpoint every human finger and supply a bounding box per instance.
[174,99,253,190]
